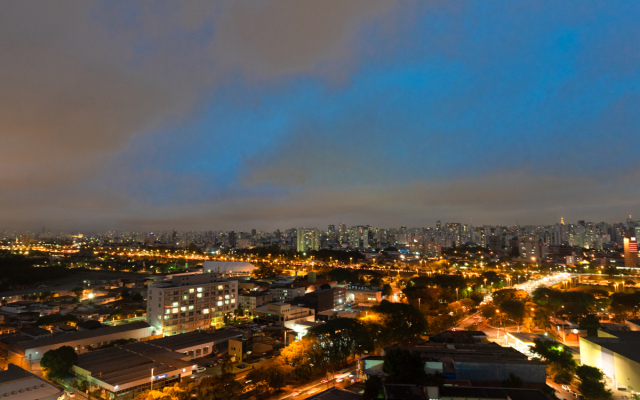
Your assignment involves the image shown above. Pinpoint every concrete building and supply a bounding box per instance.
[0,321,153,371]
[253,303,315,330]
[345,287,382,303]
[72,341,195,400]
[580,330,640,392]
[238,291,272,312]
[147,274,238,335]
[303,288,346,313]
[270,284,305,302]
[0,364,65,400]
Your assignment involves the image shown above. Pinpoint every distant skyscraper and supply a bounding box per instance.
[624,232,638,269]
[229,231,237,248]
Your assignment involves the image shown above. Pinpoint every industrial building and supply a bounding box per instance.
[580,330,640,392]
[0,321,154,371]
[72,341,195,400]
[0,364,64,400]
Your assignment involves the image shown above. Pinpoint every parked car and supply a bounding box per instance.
[67,392,76,398]
[197,366,206,373]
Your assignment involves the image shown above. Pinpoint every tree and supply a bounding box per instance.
[382,348,426,384]
[72,287,84,297]
[198,374,243,400]
[363,375,383,399]
[576,365,611,400]
[382,284,393,298]
[246,367,270,397]
[40,346,77,379]
[308,318,373,368]
[369,301,428,345]
[501,372,523,388]
[500,300,525,322]
[530,338,577,383]
[492,289,518,306]
[579,314,601,337]
[319,283,332,290]
[279,337,322,378]
[220,354,233,374]
[266,364,291,392]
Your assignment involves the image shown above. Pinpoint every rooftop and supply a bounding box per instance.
[149,329,242,351]
[0,364,64,400]
[582,332,640,365]
[75,342,193,387]
[13,321,151,351]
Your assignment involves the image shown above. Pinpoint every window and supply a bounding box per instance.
[197,294,202,298]
[172,308,179,313]
[172,302,179,307]
[203,309,209,314]
[183,295,188,300]
[180,307,187,312]
[188,305,194,310]
[165,309,171,314]
[189,289,194,293]
[164,315,170,320]
[218,285,223,290]
[197,287,203,292]
[224,295,230,299]
[231,299,236,304]
[217,301,223,306]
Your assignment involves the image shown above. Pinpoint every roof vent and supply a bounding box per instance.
[41,384,46,388]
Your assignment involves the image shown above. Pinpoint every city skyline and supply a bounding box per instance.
[3,2,640,231]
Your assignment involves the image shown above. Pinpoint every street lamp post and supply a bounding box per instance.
[455,288,458,301]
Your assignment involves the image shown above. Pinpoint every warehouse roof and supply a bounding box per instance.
[14,321,151,350]
[149,329,242,351]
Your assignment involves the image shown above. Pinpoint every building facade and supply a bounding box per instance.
[147,274,238,335]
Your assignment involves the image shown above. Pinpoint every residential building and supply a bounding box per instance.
[297,228,319,252]
[147,274,238,335]
[238,291,272,312]
[0,364,64,400]
[270,284,305,302]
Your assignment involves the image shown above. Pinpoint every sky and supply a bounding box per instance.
[2,1,640,232]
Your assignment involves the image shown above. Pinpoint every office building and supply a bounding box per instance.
[253,303,315,330]
[624,232,638,269]
[0,364,64,400]
[147,274,238,335]
[303,287,346,313]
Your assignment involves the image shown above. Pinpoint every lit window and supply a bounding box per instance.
[172,302,179,307]
[165,309,170,314]
[189,289,194,293]
[231,299,236,304]
[164,315,170,320]
[225,295,230,299]
[183,295,188,300]
[172,308,178,313]
[203,309,209,314]
[188,305,194,310]
[217,301,223,306]
[181,307,186,311]
[218,285,223,290]
[197,294,202,298]
[197,287,202,292]
[225,300,229,305]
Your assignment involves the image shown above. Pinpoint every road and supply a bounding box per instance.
[276,368,358,400]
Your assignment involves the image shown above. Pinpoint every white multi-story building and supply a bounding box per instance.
[147,274,238,336]
[270,284,305,302]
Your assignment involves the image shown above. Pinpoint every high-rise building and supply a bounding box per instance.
[297,228,319,252]
[147,273,238,335]
[624,232,638,269]
[229,231,237,248]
